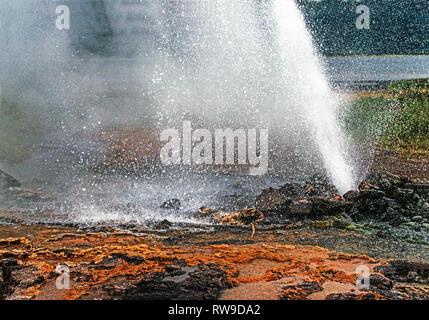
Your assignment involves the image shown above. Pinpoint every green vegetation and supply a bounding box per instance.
[344,79,429,157]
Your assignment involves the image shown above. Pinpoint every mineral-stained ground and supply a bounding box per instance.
[1,131,429,300]
[0,217,428,300]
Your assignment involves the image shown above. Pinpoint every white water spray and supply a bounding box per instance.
[154,0,356,193]
[271,0,355,193]
[0,0,357,209]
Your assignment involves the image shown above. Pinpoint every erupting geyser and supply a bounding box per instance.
[0,0,358,226]
[271,0,356,193]
[154,0,357,193]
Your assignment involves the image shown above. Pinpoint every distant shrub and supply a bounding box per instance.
[344,79,429,156]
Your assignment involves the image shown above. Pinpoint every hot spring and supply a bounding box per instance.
[0,0,362,227]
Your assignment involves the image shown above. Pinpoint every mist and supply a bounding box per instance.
[0,1,162,182]
[0,0,360,194]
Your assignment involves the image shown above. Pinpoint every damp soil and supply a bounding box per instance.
[370,148,429,180]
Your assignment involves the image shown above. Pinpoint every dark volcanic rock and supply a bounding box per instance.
[375,260,429,285]
[0,258,19,299]
[110,253,145,265]
[311,197,353,217]
[370,260,429,299]
[350,173,429,223]
[122,263,227,300]
[325,292,377,300]
[153,219,172,230]
[369,273,394,290]
[160,199,181,210]
[255,188,286,212]
[0,258,45,300]
[343,190,360,202]
[256,173,429,228]
[92,257,123,270]
[255,179,343,220]
[288,201,312,217]
[80,261,228,300]
[0,170,20,191]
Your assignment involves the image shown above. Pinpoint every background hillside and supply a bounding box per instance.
[66,0,429,57]
[298,0,429,56]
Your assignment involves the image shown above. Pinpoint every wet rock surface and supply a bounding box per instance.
[255,173,429,244]
[256,173,429,222]
[255,175,340,220]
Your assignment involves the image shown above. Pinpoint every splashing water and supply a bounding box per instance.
[271,0,356,193]
[0,0,358,227]
[153,0,357,193]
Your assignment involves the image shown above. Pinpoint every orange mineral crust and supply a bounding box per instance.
[0,224,428,300]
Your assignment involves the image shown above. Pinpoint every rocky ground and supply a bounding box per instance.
[1,161,429,300]
[253,172,429,252]
[1,130,429,300]
[0,223,428,300]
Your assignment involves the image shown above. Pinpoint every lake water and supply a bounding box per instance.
[325,55,429,82]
